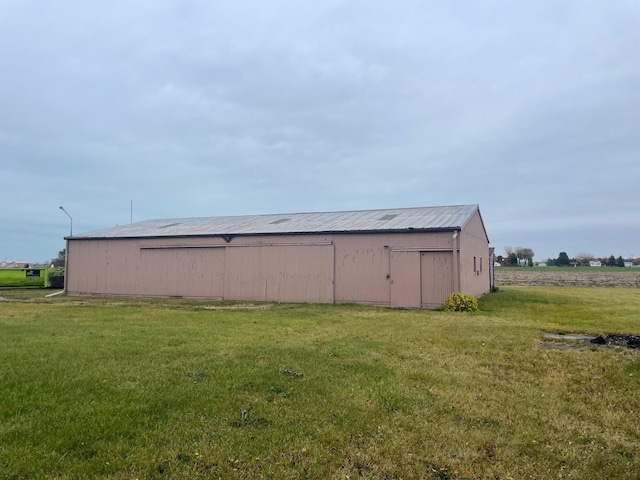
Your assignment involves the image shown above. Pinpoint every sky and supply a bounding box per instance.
[1,0,639,263]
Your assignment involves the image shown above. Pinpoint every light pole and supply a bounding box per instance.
[59,206,73,236]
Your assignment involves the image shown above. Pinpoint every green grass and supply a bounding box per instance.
[0,287,639,479]
[0,268,47,287]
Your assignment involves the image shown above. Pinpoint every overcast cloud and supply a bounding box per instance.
[1,0,639,263]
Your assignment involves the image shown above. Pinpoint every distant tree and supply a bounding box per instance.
[515,247,535,267]
[515,249,525,266]
[504,246,514,257]
[575,252,594,266]
[607,255,616,267]
[508,253,518,265]
[51,249,66,268]
[557,252,570,267]
[616,256,625,267]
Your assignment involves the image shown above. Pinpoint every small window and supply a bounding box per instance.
[480,257,483,273]
[473,256,477,272]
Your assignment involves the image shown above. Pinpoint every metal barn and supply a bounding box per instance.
[64,205,490,308]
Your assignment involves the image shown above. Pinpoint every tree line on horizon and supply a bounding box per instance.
[545,252,638,267]
[500,247,639,267]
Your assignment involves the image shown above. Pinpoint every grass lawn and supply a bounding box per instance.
[0,287,638,479]
[0,268,46,287]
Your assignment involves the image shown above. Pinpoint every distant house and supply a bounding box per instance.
[0,260,30,268]
[624,261,633,268]
[589,260,602,267]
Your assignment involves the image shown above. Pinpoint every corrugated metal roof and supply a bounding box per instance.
[72,204,480,239]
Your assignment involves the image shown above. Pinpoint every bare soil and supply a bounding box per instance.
[495,268,640,288]
[541,332,640,350]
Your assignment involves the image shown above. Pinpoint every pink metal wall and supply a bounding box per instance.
[458,211,491,298]
[66,210,489,307]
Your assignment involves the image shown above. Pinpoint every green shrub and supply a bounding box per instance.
[47,270,65,289]
[442,292,478,312]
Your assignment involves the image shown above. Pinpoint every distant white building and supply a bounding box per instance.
[589,261,602,267]
[624,261,633,268]
[0,260,31,268]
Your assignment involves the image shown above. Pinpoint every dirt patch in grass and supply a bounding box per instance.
[199,303,273,311]
[591,334,640,349]
[542,332,640,350]
[496,268,640,288]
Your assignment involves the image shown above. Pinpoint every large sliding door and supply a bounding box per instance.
[421,251,453,308]
[389,251,421,308]
[138,244,333,302]
[139,247,225,298]
[389,250,454,308]
[225,244,334,303]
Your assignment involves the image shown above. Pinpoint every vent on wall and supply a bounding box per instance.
[378,214,398,221]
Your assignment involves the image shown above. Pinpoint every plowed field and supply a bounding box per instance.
[495,268,640,288]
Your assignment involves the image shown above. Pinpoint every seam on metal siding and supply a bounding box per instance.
[332,243,336,304]
[224,242,333,248]
[140,245,227,250]
[389,248,458,253]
